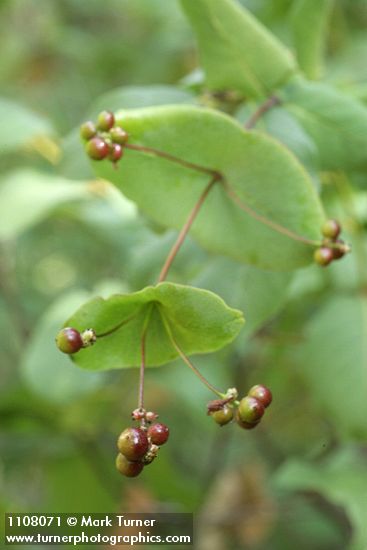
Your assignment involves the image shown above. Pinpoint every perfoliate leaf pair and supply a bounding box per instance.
[66,282,244,371]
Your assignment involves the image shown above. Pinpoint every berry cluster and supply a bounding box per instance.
[116,410,169,478]
[80,110,129,166]
[208,384,272,430]
[55,327,96,354]
[55,326,273,475]
[314,219,349,267]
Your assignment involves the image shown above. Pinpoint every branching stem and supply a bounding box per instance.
[158,175,219,283]
[127,135,319,252]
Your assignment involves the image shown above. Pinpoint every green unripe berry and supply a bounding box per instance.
[248,385,272,408]
[322,219,341,240]
[147,423,169,445]
[210,405,234,426]
[80,121,96,141]
[115,453,143,477]
[97,110,115,131]
[110,126,129,145]
[85,137,109,160]
[236,410,260,430]
[56,327,83,354]
[314,247,334,267]
[117,427,149,462]
[238,396,265,424]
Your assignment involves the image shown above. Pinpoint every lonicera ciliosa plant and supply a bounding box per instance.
[52,0,358,479]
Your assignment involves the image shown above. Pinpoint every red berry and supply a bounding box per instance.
[97,110,115,131]
[110,126,129,145]
[85,137,109,160]
[236,410,260,430]
[80,121,96,141]
[109,143,123,162]
[115,453,143,477]
[210,406,234,426]
[314,247,334,267]
[248,385,272,408]
[332,239,347,260]
[56,327,83,354]
[117,428,149,462]
[238,396,265,424]
[147,423,169,446]
[322,219,341,240]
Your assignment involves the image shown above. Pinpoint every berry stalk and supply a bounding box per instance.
[138,306,153,417]
[221,179,321,247]
[159,309,224,398]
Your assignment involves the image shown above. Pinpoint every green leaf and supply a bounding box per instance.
[94,105,324,270]
[0,97,53,155]
[21,291,105,405]
[236,104,320,179]
[46,453,117,512]
[65,282,245,370]
[276,448,367,550]
[263,107,320,176]
[193,257,292,338]
[282,77,367,170]
[0,170,92,240]
[297,295,367,439]
[290,0,333,79]
[180,0,296,98]
[88,84,196,117]
[0,170,135,240]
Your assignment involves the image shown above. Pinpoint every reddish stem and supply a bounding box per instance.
[125,143,220,179]
[245,95,280,130]
[158,175,219,283]
[222,179,320,247]
[138,330,147,412]
[137,307,153,423]
[159,309,224,398]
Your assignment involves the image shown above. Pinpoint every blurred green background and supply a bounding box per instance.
[1,1,367,549]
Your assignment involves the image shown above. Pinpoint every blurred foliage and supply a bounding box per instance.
[1,1,367,549]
